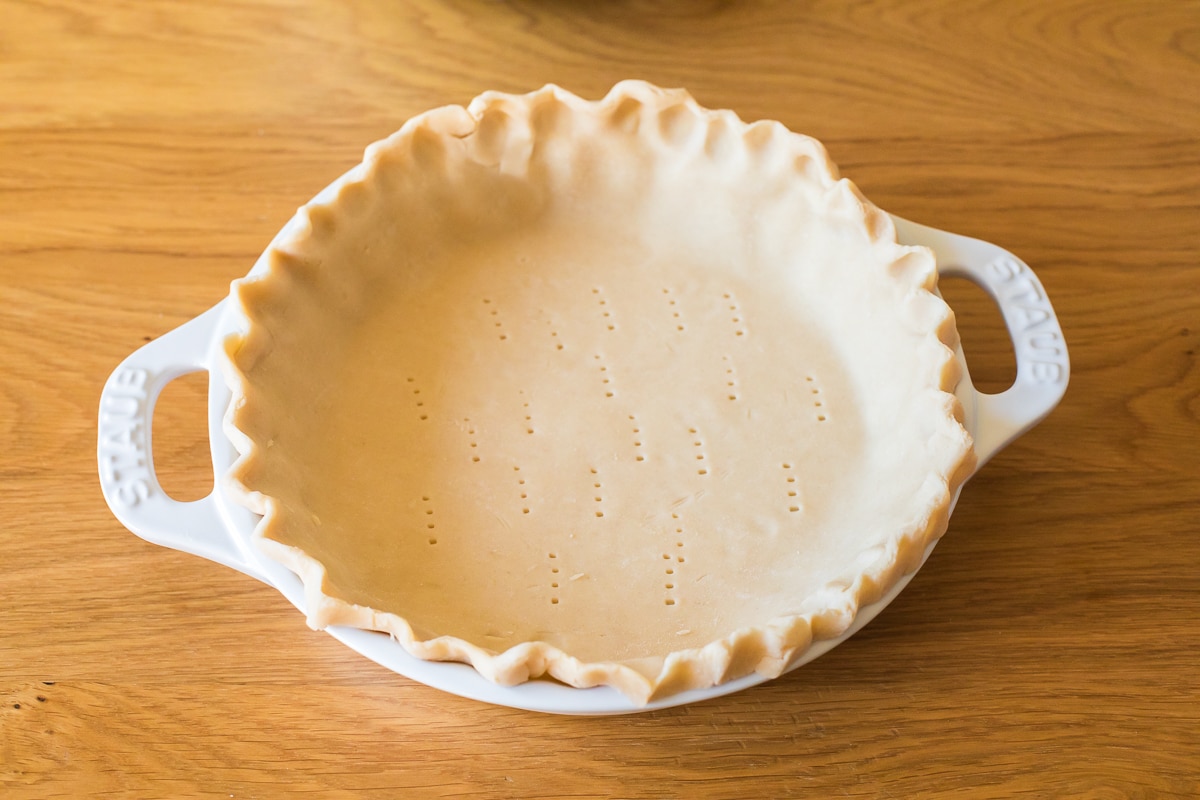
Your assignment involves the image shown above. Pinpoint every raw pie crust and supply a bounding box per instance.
[221,81,975,704]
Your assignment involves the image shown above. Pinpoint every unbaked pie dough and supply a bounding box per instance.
[221,81,975,704]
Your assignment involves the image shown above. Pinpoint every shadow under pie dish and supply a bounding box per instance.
[219,81,976,705]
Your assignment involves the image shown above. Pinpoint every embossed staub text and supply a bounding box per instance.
[987,256,1068,385]
[99,367,154,507]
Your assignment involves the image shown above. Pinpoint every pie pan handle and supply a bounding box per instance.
[891,216,1070,468]
[98,302,266,582]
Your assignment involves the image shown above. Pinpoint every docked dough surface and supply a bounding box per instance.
[222,81,975,704]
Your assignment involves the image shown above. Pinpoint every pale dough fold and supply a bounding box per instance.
[220,81,975,704]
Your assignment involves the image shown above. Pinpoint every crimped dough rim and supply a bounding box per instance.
[220,81,976,705]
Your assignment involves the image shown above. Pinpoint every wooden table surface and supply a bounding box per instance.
[3,1,1198,797]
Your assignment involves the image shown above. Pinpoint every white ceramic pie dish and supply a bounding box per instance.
[99,135,1068,717]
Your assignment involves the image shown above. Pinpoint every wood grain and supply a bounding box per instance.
[2,0,1198,797]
